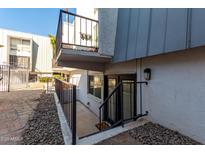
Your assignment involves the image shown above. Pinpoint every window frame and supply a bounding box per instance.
[88,74,103,99]
[10,37,31,52]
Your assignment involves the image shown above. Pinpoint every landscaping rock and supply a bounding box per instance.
[97,122,201,145]
[20,93,64,145]
[128,122,201,145]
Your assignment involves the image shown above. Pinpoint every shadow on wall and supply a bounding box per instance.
[32,41,39,72]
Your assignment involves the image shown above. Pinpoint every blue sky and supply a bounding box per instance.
[0,8,76,36]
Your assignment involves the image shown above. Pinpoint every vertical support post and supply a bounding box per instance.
[96,22,98,48]
[99,108,102,131]
[72,85,76,145]
[47,79,49,93]
[8,65,10,92]
[120,83,124,127]
[74,15,76,45]
[60,11,63,46]
[80,17,81,46]
[68,13,69,44]
[140,83,142,115]
[91,21,92,47]
[86,19,87,46]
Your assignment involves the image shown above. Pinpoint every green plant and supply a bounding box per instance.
[53,74,64,81]
[48,34,56,58]
[39,77,52,83]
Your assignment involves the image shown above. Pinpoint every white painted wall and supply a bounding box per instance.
[32,34,53,73]
[104,46,205,143]
[0,28,53,73]
[76,8,98,20]
[136,47,205,144]
[69,69,103,116]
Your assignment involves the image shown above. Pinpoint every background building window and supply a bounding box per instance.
[10,38,21,51]
[10,37,31,52]
[9,55,30,68]
[22,39,31,51]
[88,75,102,99]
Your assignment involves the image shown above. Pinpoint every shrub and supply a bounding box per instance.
[52,74,64,81]
[39,77,52,83]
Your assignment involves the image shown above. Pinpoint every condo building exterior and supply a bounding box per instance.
[0,28,53,77]
[56,8,205,144]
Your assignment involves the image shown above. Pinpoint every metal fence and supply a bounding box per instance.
[55,78,77,145]
[0,65,10,92]
[0,64,29,92]
[10,68,29,90]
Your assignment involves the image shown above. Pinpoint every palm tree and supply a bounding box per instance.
[48,34,56,58]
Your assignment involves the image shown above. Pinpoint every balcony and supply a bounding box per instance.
[56,10,111,71]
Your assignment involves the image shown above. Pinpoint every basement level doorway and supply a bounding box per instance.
[104,74,136,125]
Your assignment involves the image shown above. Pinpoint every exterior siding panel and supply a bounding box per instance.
[165,9,187,52]
[135,9,151,58]
[113,8,205,62]
[114,9,130,62]
[191,9,205,48]
[126,9,140,60]
[148,9,167,56]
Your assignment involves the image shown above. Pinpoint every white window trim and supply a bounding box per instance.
[87,71,104,103]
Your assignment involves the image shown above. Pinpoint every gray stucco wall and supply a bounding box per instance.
[137,47,205,144]
[105,47,205,143]
[113,8,205,63]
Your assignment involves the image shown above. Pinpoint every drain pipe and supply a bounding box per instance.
[136,58,148,116]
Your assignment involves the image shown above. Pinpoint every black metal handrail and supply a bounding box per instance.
[99,81,149,131]
[56,10,99,58]
[99,81,123,130]
[55,78,77,145]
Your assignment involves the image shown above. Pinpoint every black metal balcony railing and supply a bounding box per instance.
[55,78,77,145]
[56,10,99,57]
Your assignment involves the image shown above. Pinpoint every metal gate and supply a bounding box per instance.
[0,65,10,92]
[0,64,29,92]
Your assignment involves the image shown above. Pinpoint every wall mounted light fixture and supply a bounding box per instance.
[144,68,151,81]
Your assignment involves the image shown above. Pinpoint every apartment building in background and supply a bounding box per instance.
[0,28,53,78]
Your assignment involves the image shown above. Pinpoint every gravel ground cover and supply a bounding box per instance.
[97,122,201,145]
[20,92,64,145]
[0,90,43,144]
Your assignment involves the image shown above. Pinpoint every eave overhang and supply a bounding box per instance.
[56,48,112,72]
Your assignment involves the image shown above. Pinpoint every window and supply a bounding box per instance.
[10,38,21,50]
[10,37,31,52]
[9,55,30,68]
[22,39,31,51]
[70,74,81,86]
[88,75,102,99]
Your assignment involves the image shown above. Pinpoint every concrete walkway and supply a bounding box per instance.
[77,102,99,137]
[0,90,43,144]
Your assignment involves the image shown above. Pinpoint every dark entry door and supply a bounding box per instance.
[106,76,118,124]
[119,75,136,121]
[105,74,136,124]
